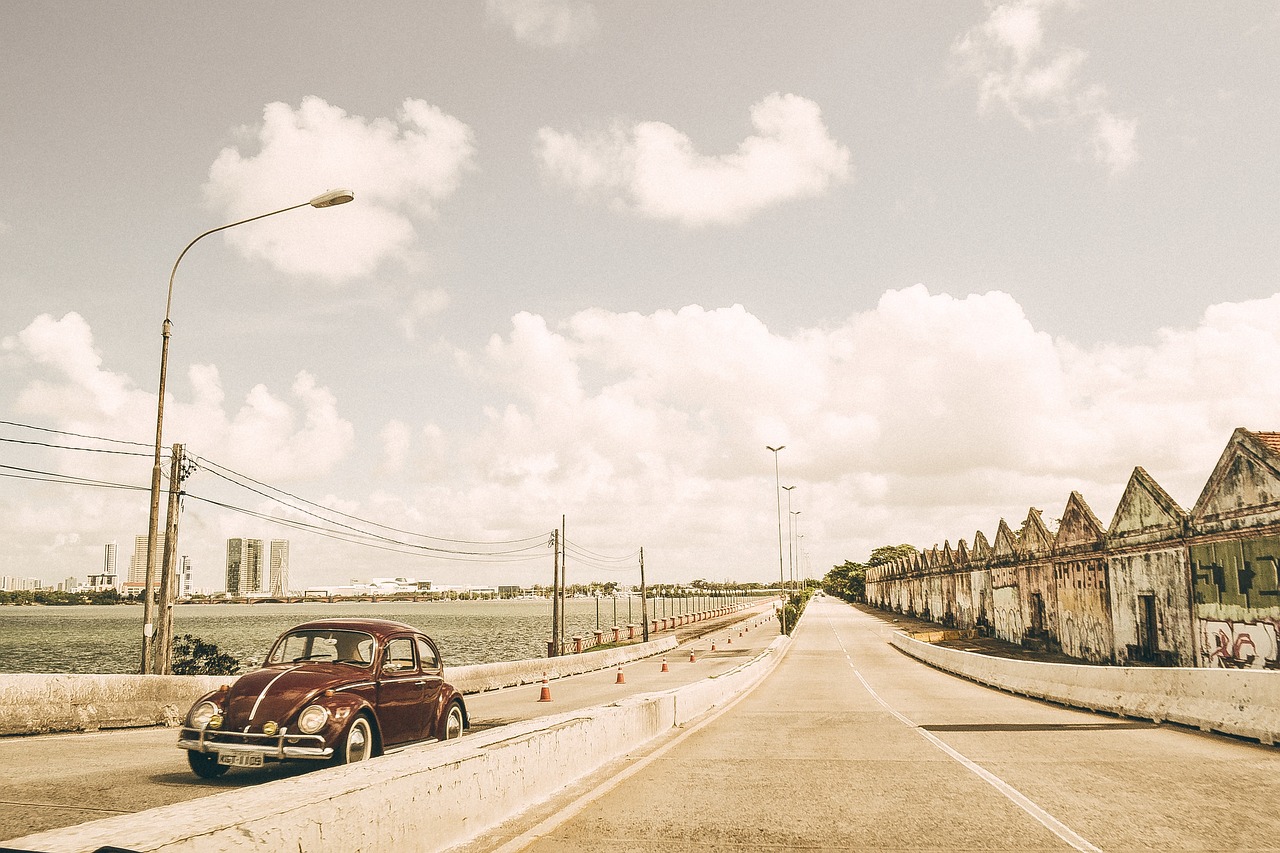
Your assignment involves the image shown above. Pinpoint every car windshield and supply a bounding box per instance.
[267,630,375,667]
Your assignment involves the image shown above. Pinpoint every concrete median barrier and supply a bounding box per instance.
[0,637,681,737]
[9,636,789,853]
[890,631,1280,745]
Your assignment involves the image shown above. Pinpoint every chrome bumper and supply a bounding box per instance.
[177,726,333,760]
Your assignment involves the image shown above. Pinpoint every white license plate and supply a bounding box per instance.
[217,752,264,768]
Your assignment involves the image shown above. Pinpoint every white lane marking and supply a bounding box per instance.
[829,619,1103,853]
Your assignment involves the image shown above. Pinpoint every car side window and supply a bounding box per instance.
[383,638,417,673]
[416,638,439,671]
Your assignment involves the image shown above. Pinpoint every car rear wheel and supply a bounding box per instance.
[187,751,229,779]
[443,702,464,740]
[333,715,375,765]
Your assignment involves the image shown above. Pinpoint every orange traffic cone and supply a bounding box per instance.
[537,673,552,702]
[660,658,669,672]
[689,651,697,663]
[615,667,626,684]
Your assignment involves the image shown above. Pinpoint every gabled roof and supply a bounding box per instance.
[1020,508,1053,554]
[1055,491,1105,549]
[1108,466,1187,541]
[955,539,970,566]
[992,519,1021,559]
[970,530,991,560]
[941,541,955,567]
[1191,428,1280,531]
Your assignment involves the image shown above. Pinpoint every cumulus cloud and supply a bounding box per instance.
[537,93,851,226]
[486,0,598,47]
[953,0,1138,174]
[405,287,1280,573]
[9,289,1280,587]
[204,97,476,281]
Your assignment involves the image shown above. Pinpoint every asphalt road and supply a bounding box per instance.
[0,606,780,843]
[460,596,1280,853]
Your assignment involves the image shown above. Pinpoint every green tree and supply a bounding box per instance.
[867,544,917,566]
[172,635,242,676]
[822,560,866,602]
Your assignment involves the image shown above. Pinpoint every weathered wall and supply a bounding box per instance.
[865,429,1280,670]
[1191,535,1280,669]
[1109,547,1196,666]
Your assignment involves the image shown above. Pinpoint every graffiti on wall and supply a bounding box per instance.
[1198,617,1279,669]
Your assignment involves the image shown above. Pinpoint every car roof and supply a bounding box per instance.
[281,618,428,642]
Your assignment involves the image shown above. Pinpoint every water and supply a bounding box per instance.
[0,596,728,674]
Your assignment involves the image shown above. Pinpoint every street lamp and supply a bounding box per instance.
[766,445,786,634]
[782,485,795,590]
[790,510,802,589]
[141,189,354,674]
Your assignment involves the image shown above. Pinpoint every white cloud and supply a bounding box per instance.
[6,313,354,483]
[953,0,1138,174]
[204,97,476,281]
[9,290,1280,587]
[486,0,598,47]
[537,93,851,226]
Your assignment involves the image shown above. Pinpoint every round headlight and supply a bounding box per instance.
[297,704,330,734]
[262,721,278,737]
[189,701,219,730]
[208,714,223,729]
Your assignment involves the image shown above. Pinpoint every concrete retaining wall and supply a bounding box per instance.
[0,674,237,736]
[0,636,682,738]
[891,631,1280,745]
[10,637,789,853]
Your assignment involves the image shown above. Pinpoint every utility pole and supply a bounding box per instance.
[640,547,649,642]
[550,528,560,657]
[152,443,188,674]
[560,515,567,648]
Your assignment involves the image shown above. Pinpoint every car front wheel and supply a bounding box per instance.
[332,715,375,765]
[187,751,229,779]
[442,702,464,740]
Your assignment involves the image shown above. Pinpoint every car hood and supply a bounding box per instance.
[223,663,370,727]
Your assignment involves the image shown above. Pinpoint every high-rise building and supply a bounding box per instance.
[126,534,164,594]
[0,576,41,591]
[269,540,290,596]
[180,556,192,598]
[104,542,117,578]
[225,538,264,595]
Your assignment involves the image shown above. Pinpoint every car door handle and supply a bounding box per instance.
[414,680,426,686]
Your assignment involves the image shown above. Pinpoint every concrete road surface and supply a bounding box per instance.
[0,608,779,842]
[462,596,1280,853]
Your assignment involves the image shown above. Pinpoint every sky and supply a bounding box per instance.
[2,1,1279,592]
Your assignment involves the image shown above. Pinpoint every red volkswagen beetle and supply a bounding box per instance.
[177,618,468,778]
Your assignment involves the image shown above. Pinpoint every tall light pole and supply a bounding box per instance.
[782,485,795,590]
[766,445,786,634]
[790,510,802,589]
[142,189,354,674]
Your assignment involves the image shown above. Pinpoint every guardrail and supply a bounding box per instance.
[890,631,1280,745]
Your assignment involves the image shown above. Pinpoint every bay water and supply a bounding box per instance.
[0,596,686,674]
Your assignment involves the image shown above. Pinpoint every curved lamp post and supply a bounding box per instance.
[141,189,354,674]
[766,445,786,634]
